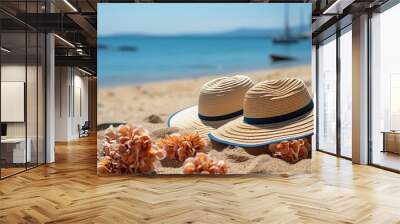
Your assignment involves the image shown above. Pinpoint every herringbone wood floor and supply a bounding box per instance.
[1,136,400,224]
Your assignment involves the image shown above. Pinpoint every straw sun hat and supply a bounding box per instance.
[209,78,314,147]
[168,75,255,136]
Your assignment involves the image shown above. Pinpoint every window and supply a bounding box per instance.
[317,35,337,154]
[0,1,46,179]
[339,27,352,158]
[370,3,400,171]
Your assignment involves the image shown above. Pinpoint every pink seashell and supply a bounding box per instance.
[183,157,195,165]
[155,148,167,160]
[183,162,195,174]
[181,153,228,174]
[269,138,312,163]
[208,165,219,174]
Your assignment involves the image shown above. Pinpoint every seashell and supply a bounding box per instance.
[269,138,311,163]
[216,160,227,174]
[183,157,195,165]
[217,160,225,168]
[195,153,208,164]
[208,165,219,174]
[104,126,117,143]
[155,148,167,160]
[183,162,195,174]
[182,153,228,174]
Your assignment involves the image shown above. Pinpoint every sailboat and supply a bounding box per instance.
[273,5,299,44]
[296,8,311,40]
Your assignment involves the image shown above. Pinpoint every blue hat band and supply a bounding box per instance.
[198,109,243,121]
[243,101,314,125]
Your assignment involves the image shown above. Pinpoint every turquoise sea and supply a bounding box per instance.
[98,35,311,87]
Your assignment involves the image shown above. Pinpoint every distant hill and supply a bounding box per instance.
[99,25,310,39]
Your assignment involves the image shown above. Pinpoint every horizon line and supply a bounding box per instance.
[98,24,309,38]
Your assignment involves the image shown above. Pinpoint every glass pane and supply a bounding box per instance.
[317,36,337,154]
[38,33,45,165]
[1,31,27,177]
[371,5,400,171]
[27,31,38,169]
[339,29,352,158]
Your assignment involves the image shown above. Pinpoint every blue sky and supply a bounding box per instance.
[98,3,311,36]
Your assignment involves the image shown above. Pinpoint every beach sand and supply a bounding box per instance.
[97,65,312,175]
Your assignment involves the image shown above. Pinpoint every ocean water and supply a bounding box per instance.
[98,36,311,87]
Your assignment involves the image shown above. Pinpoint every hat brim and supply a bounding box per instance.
[168,105,240,137]
[209,110,314,148]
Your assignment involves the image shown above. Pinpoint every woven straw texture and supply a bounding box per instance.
[210,78,314,147]
[168,75,254,136]
[244,78,311,118]
[198,75,254,116]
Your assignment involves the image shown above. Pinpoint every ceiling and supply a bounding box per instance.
[311,0,391,44]
[0,0,98,74]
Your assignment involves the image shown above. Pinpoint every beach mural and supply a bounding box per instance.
[97,3,313,176]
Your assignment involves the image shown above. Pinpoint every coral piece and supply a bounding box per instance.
[182,153,228,174]
[104,126,117,143]
[156,134,181,159]
[97,122,159,175]
[180,133,207,154]
[268,138,311,163]
[156,132,207,162]
[97,156,113,174]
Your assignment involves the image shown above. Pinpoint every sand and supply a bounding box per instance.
[97,65,312,175]
[149,127,311,175]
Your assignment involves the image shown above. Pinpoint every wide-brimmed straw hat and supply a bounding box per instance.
[168,75,254,136]
[209,78,314,147]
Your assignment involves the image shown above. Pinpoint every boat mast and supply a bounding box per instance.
[302,8,306,34]
[285,5,290,38]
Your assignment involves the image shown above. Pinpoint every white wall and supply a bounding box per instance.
[54,67,89,141]
[72,73,89,138]
[1,65,26,138]
[1,63,46,164]
[55,66,69,141]
[1,65,41,137]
